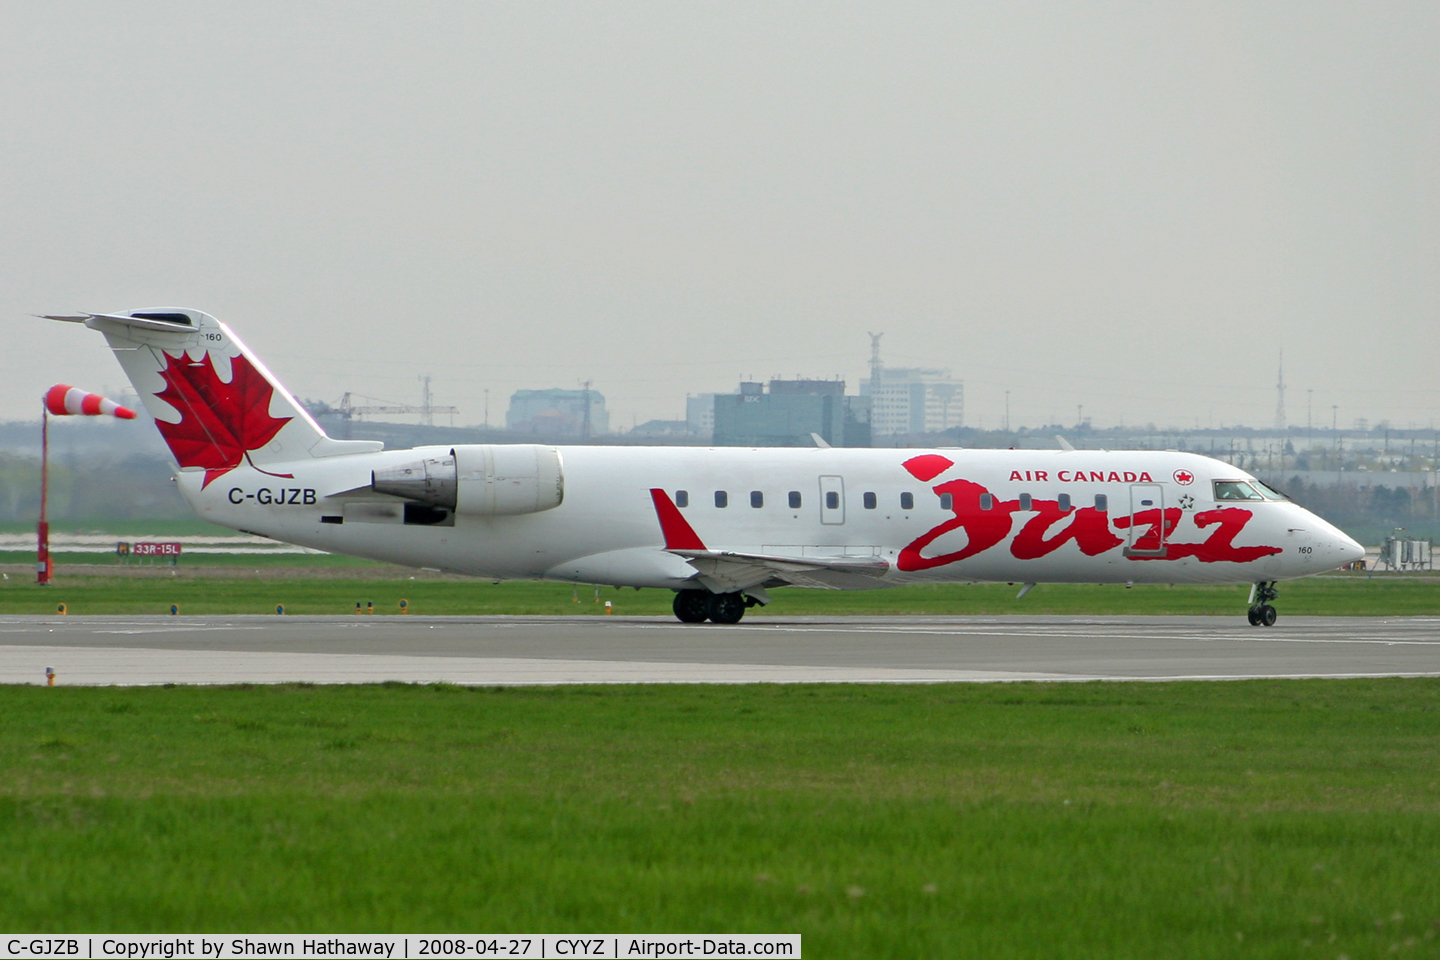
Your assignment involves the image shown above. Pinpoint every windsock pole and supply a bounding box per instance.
[38,385,136,585]
[37,404,49,585]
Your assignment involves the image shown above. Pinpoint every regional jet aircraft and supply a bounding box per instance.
[47,309,1364,625]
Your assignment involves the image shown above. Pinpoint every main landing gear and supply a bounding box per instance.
[1247,581,1279,627]
[672,590,757,624]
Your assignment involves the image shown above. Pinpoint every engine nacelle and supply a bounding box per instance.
[372,455,456,509]
[455,444,564,516]
[372,445,564,517]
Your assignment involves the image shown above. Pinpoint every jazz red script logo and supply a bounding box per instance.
[895,456,1278,570]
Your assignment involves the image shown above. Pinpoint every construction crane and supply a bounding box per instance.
[337,376,458,427]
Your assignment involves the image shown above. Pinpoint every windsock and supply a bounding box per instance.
[44,384,136,419]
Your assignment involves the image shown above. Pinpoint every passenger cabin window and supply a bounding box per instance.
[1058,493,1072,512]
[1019,493,1032,511]
[900,492,914,510]
[939,493,954,510]
[714,490,728,508]
[750,491,763,508]
[675,490,688,508]
[1213,480,1264,502]
[979,493,993,510]
[1095,494,1108,511]
[825,491,840,510]
[788,491,802,509]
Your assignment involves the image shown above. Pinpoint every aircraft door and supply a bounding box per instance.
[819,475,845,525]
[1124,482,1168,557]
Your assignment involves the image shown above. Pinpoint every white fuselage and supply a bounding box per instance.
[180,445,1361,591]
[56,307,1363,612]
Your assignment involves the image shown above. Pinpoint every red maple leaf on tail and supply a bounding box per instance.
[153,352,293,488]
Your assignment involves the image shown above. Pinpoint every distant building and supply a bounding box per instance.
[686,393,718,443]
[506,388,608,438]
[628,419,691,438]
[713,379,870,447]
[861,367,963,435]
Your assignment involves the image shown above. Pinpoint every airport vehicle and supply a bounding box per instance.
[49,309,1364,624]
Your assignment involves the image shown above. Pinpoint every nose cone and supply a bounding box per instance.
[1310,515,1366,569]
[1337,531,1366,566]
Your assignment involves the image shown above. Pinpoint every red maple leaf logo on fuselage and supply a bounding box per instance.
[153,351,293,488]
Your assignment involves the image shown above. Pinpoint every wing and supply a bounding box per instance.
[649,488,891,593]
[671,548,891,592]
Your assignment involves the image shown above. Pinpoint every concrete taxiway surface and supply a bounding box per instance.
[2,614,1438,685]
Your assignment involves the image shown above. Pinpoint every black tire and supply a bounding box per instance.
[1259,604,1278,627]
[1247,606,1262,626]
[707,592,746,624]
[673,591,711,623]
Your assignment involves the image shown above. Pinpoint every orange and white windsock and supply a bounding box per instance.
[44,384,136,419]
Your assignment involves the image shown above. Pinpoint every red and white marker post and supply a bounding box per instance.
[38,385,136,585]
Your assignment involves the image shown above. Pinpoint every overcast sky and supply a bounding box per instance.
[3,1,1436,434]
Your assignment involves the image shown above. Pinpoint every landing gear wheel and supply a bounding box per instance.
[707,592,746,624]
[673,591,711,623]
[1247,581,1280,627]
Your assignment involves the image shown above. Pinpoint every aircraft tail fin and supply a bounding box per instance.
[47,309,381,486]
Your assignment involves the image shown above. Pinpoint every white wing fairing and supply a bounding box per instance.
[53,308,1366,624]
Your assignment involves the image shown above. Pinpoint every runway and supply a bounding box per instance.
[2,614,1438,685]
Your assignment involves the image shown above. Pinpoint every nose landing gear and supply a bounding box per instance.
[672,590,758,624]
[1247,581,1279,626]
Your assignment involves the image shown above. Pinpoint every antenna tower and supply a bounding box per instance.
[867,332,884,387]
[1274,351,1286,431]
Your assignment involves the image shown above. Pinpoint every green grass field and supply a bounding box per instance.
[2,680,1439,957]
[2,550,392,568]
[0,520,237,538]
[1,570,1436,617]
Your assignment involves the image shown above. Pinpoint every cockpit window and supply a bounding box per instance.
[1213,480,1264,501]
[1250,480,1291,501]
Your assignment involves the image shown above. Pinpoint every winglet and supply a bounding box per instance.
[650,489,707,550]
[1054,435,1076,451]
